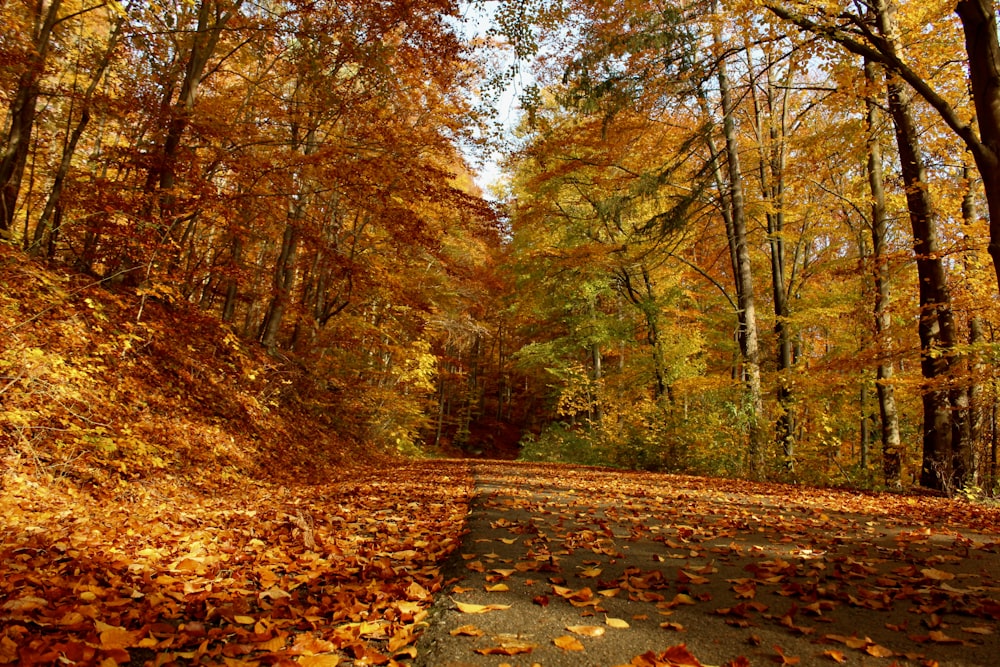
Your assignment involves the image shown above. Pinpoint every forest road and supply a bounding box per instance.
[413,461,1000,667]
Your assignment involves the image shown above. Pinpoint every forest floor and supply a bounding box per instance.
[4,457,1000,666]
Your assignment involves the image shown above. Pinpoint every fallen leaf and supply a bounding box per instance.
[474,637,537,655]
[566,625,605,637]
[774,644,800,665]
[299,656,341,667]
[553,635,585,651]
[450,625,484,637]
[606,616,630,629]
[454,600,512,614]
[865,644,894,658]
[822,650,846,663]
[95,621,138,650]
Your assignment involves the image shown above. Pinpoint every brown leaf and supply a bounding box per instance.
[822,650,846,663]
[299,656,341,667]
[659,644,703,666]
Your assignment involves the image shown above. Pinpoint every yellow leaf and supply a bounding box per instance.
[454,600,511,614]
[553,635,585,651]
[233,615,255,624]
[406,581,431,600]
[485,583,510,592]
[565,625,605,637]
[605,617,629,629]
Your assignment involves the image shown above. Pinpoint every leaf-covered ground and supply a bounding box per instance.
[417,462,1000,667]
[5,462,1000,666]
[1,461,472,666]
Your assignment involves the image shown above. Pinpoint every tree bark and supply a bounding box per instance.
[751,50,796,470]
[874,2,963,492]
[955,0,1000,296]
[864,59,903,487]
[714,23,765,476]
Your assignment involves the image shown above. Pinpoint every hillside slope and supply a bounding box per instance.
[1,244,373,492]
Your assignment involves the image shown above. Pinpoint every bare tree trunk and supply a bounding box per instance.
[875,1,963,492]
[751,49,796,470]
[715,28,764,476]
[864,59,903,487]
[962,163,985,482]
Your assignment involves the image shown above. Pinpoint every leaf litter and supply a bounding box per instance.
[0,461,472,666]
[416,461,1000,666]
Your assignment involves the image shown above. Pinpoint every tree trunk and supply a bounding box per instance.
[875,2,963,492]
[145,0,242,237]
[752,50,796,470]
[715,29,765,475]
[258,220,299,353]
[864,59,903,487]
[31,13,124,253]
[956,0,1000,296]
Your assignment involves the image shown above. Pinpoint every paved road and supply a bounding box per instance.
[414,461,1000,666]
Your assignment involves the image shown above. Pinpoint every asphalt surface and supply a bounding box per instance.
[413,461,1000,667]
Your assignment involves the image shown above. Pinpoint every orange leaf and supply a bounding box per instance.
[822,650,846,663]
[449,625,484,637]
[774,645,800,665]
[660,644,703,666]
[865,644,894,658]
[95,621,137,650]
[553,635,585,651]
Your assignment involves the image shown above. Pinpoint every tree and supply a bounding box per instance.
[763,0,1000,297]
